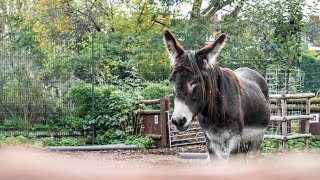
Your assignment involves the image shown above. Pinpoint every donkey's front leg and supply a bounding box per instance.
[206,135,241,161]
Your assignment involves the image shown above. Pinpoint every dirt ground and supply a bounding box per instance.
[1,146,320,180]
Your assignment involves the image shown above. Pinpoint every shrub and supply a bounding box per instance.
[58,137,85,146]
[0,118,66,133]
[41,136,58,146]
[0,118,33,130]
[309,136,320,150]
[0,135,28,145]
[141,81,173,100]
[65,82,93,118]
[288,138,305,151]
[261,137,320,153]
[261,139,277,153]
[0,134,6,144]
[124,135,154,149]
[66,81,140,144]
[140,81,173,110]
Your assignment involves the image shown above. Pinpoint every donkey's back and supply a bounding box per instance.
[235,67,269,100]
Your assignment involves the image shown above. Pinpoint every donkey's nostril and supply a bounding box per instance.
[172,119,178,126]
[172,117,187,127]
[180,117,187,126]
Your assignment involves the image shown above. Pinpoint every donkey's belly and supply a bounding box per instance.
[241,127,266,142]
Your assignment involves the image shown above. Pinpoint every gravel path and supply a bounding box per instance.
[1,146,320,180]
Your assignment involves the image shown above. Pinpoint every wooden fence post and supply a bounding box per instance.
[160,98,169,148]
[276,99,281,153]
[281,98,288,152]
[304,98,311,152]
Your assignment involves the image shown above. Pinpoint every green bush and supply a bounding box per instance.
[65,82,94,118]
[66,81,141,144]
[0,118,33,130]
[0,135,28,145]
[96,133,154,149]
[308,136,320,150]
[62,116,87,131]
[261,139,277,153]
[0,118,65,132]
[141,81,173,100]
[96,129,126,145]
[41,136,58,146]
[58,137,85,146]
[288,138,305,151]
[0,134,6,144]
[124,135,154,149]
[261,137,320,153]
[140,81,173,110]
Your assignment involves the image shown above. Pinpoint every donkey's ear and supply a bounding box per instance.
[196,34,226,68]
[163,28,185,67]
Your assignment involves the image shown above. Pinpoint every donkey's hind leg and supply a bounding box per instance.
[247,133,265,159]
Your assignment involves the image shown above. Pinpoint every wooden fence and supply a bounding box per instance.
[266,93,315,152]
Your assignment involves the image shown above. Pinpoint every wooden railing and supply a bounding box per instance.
[265,93,315,152]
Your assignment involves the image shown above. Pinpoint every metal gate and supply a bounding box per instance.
[167,111,206,148]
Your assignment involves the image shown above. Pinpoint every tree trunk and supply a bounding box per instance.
[190,0,203,20]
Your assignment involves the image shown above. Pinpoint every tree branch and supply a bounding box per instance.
[202,0,236,19]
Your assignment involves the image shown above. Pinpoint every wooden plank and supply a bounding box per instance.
[139,110,161,115]
[270,93,315,99]
[170,130,203,134]
[270,115,314,122]
[285,115,313,121]
[264,134,312,141]
[264,135,285,140]
[170,127,202,133]
[286,134,312,140]
[270,116,285,121]
[138,99,160,105]
[145,134,161,140]
[170,141,206,147]
[170,132,204,138]
[270,97,320,104]
[270,106,320,112]
[171,136,205,143]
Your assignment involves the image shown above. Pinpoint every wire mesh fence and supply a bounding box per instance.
[0,31,319,141]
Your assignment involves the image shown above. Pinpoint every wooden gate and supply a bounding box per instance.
[167,113,205,148]
[138,98,170,148]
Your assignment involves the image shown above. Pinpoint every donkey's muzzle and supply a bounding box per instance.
[172,117,188,131]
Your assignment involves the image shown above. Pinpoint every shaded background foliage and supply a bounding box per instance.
[0,0,319,146]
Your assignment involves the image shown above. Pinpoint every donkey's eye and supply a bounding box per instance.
[190,80,198,86]
[187,81,198,94]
